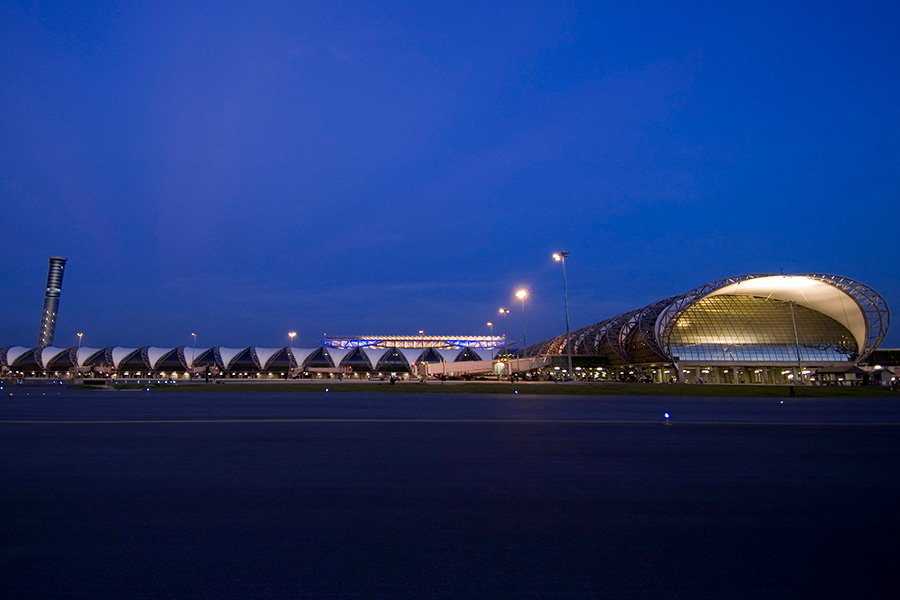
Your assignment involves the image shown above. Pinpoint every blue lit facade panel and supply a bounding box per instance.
[321,335,508,349]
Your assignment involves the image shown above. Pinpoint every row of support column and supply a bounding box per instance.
[675,364,808,384]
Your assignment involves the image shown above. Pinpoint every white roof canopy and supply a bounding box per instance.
[40,346,69,369]
[147,347,177,369]
[254,348,282,369]
[6,346,31,365]
[76,347,103,367]
[362,347,389,367]
[398,348,425,367]
[290,348,317,368]
[218,347,248,370]
[706,275,867,351]
[436,348,462,363]
[182,346,210,367]
[111,347,140,369]
[324,347,350,367]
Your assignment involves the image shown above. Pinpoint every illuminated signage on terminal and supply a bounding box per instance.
[321,335,509,350]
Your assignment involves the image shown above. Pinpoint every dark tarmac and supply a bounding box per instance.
[2,385,899,598]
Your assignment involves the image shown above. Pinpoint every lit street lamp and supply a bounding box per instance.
[288,332,297,379]
[75,332,84,377]
[487,321,494,359]
[553,251,574,378]
[498,308,511,375]
[190,332,197,375]
[516,289,528,351]
[498,308,511,348]
[498,308,510,333]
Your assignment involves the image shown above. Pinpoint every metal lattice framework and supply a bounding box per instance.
[617,296,679,363]
[800,273,890,360]
[605,309,641,363]
[524,273,891,364]
[583,319,617,355]
[655,274,770,358]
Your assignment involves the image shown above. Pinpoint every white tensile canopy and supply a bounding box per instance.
[706,275,868,351]
[111,347,140,369]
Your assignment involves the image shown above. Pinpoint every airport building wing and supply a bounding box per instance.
[525,273,890,367]
[2,274,889,383]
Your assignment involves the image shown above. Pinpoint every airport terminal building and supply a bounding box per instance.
[0,335,507,380]
[0,273,893,384]
[524,273,891,384]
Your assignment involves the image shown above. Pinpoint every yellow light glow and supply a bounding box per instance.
[553,253,562,261]
[516,289,527,300]
[288,331,296,338]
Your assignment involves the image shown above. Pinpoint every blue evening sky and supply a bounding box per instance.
[1,1,898,349]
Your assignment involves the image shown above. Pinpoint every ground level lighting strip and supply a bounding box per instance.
[1,418,900,426]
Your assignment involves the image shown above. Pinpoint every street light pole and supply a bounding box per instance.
[288,331,297,379]
[190,332,197,377]
[516,289,528,352]
[498,308,510,338]
[487,321,494,360]
[498,308,510,376]
[553,251,574,378]
[76,332,84,377]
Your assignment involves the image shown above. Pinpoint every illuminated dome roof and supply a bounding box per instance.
[525,274,890,364]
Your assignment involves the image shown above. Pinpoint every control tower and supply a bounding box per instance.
[37,256,67,347]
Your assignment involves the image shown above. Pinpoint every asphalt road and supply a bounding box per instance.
[2,385,899,598]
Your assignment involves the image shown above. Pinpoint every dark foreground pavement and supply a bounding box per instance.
[2,386,899,598]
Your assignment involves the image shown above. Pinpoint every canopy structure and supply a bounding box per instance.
[1,344,490,374]
[525,274,890,365]
[2,273,889,377]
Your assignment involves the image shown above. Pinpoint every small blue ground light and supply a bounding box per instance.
[664,412,671,426]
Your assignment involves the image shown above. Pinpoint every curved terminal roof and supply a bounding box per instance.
[1,344,490,372]
[3,273,887,372]
[526,273,890,364]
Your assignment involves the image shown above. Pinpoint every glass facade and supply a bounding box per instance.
[668,295,857,362]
